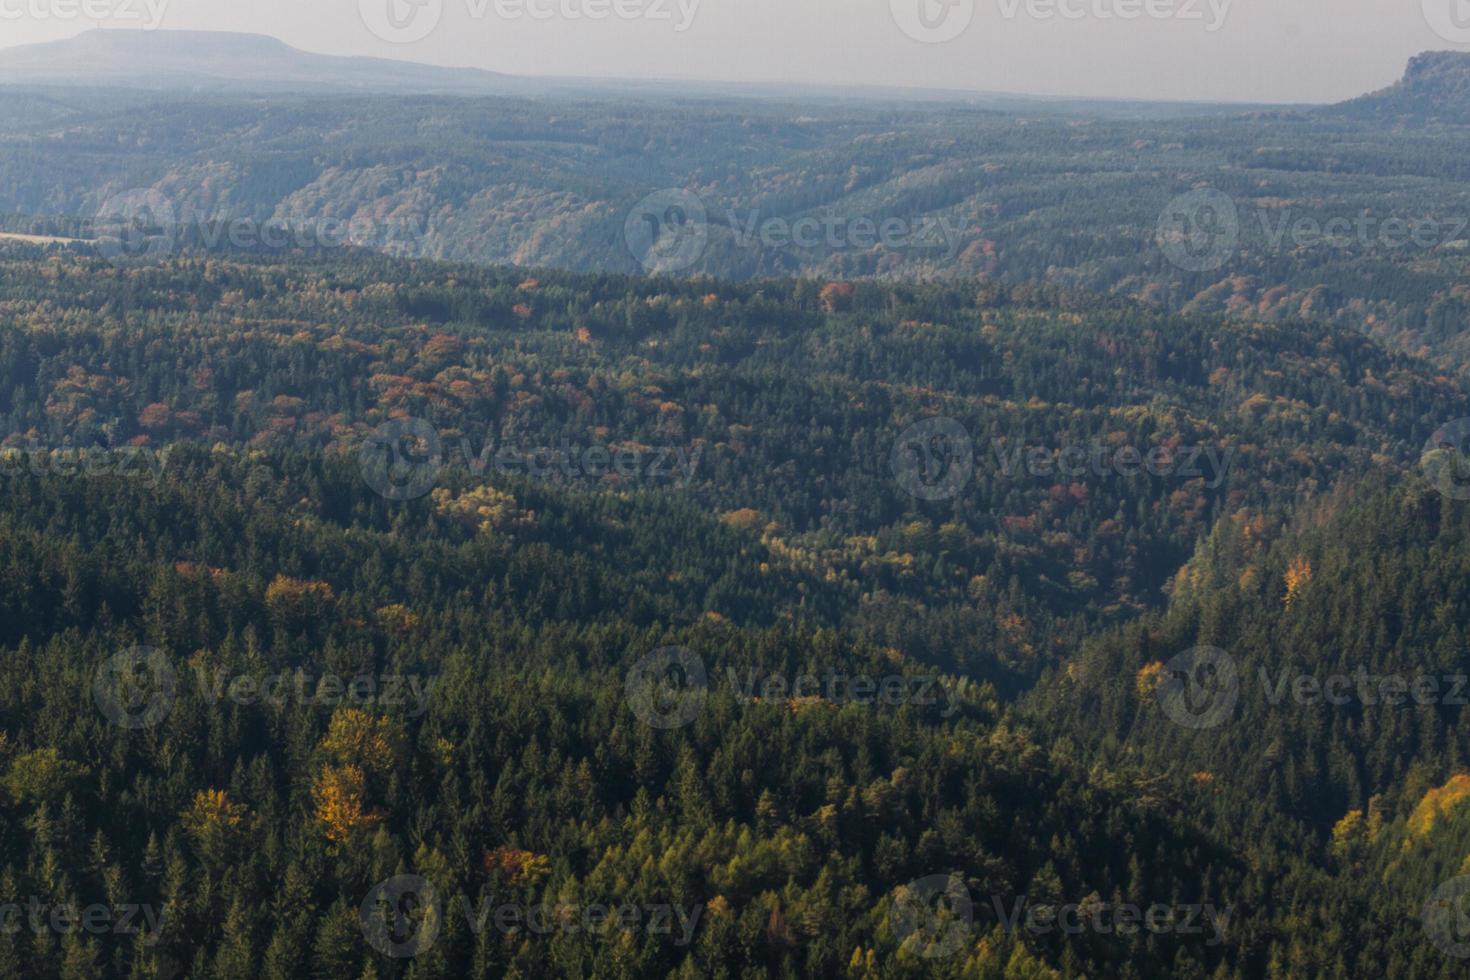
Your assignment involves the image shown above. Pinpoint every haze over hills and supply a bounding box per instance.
[0,29,1432,115]
[0,29,529,95]
[0,29,1276,111]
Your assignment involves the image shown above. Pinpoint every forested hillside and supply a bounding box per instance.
[0,239,1466,976]
[0,48,1465,385]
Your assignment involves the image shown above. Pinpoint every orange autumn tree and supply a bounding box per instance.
[265,575,336,626]
[819,282,856,313]
[483,846,551,886]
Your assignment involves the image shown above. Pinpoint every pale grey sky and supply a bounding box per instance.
[0,0,1458,103]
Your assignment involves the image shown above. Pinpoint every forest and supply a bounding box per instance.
[0,238,1464,976]
[2,57,1470,376]
[0,34,1465,978]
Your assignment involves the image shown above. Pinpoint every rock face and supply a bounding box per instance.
[1330,51,1470,123]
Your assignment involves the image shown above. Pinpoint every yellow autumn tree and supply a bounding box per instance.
[1283,555,1313,609]
[1330,809,1364,858]
[312,764,380,845]
[181,789,250,859]
[720,508,765,532]
[312,708,404,845]
[1135,661,1166,698]
[265,575,336,625]
[431,485,534,534]
[1407,773,1470,840]
[3,747,82,805]
[320,707,402,778]
[374,603,421,635]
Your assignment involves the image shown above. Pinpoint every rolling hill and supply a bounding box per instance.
[1331,51,1470,124]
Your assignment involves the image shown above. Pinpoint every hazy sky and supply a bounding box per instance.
[0,0,1459,103]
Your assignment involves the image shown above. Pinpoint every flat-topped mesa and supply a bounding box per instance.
[0,29,515,95]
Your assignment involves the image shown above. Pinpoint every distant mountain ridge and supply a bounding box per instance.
[0,29,1276,112]
[1330,50,1470,123]
[0,29,528,95]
